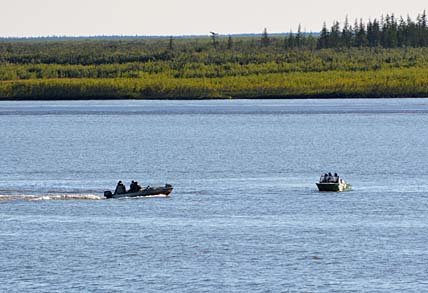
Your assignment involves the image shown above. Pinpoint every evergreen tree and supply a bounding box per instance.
[381,14,390,47]
[261,28,270,47]
[406,15,417,46]
[342,16,353,47]
[296,24,303,47]
[417,11,428,46]
[305,33,317,50]
[369,19,381,47]
[355,19,368,47]
[329,21,341,48]
[283,35,289,49]
[367,20,374,46]
[397,17,407,47]
[422,10,428,46]
[287,30,295,49]
[227,35,233,49]
[311,10,428,49]
[317,22,329,49]
[386,14,398,48]
[168,36,174,50]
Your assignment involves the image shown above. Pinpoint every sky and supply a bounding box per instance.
[1,0,427,37]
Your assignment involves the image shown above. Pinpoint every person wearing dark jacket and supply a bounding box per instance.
[134,181,142,191]
[130,180,136,192]
[129,180,142,192]
[114,181,126,194]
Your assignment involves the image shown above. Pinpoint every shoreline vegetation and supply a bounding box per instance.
[1,11,428,100]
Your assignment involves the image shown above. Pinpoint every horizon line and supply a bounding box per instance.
[0,32,318,40]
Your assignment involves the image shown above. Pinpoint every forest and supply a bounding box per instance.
[0,11,428,99]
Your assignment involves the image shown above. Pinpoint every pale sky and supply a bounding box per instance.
[1,0,427,37]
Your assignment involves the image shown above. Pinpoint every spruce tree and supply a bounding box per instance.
[296,24,302,47]
[261,28,270,47]
[288,30,295,49]
[330,21,341,48]
[168,36,174,50]
[422,11,428,46]
[342,16,353,47]
[397,17,407,47]
[227,35,233,50]
[355,19,368,47]
[389,14,398,48]
[317,22,329,49]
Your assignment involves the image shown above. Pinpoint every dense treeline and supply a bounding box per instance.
[317,11,428,49]
[0,11,428,99]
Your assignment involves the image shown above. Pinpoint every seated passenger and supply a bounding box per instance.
[114,180,127,194]
[130,180,136,192]
[134,181,142,191]
[322,173,328,182]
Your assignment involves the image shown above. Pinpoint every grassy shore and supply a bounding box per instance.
[1,68,428,100]
[1,38,428,99]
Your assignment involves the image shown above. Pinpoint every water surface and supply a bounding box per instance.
[1,99,428,292]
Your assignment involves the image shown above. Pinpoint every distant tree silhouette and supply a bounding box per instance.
[317,23,329,49]
[296,24,303,47]
[285,30,295,49]
[342,16,353,47]
[168,36,174,50]
[316,10,428,49]
[227,35,233,49]
[261,28,270,47]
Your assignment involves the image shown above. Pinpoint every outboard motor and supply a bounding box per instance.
[104,191,113,199]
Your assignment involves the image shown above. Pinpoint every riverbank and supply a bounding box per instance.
[1,67,428,100]
[1,39,428,100]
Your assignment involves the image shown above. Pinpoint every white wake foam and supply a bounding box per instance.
[0,194,103,201]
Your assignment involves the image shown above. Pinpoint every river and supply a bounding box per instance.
[1,99,428,292]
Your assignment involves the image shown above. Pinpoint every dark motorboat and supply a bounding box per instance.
[104,183,173,199]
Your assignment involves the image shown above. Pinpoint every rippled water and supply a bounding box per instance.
[1,99,428,292]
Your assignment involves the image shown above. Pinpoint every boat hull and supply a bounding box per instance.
[316,182,352,192]
[105,185,173,199]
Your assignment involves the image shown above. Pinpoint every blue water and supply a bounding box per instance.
[1,99,428,292]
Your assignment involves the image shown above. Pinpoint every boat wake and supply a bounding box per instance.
[0,194,103,201]
[0,193,172,201]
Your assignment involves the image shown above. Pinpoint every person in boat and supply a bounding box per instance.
[327,172,333,182]
[129,180,143,192]
[334,173,339,183]
[114,181,126,194]
[322,173,328,183]
[134,181,142,191]
[130,180,136,192]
